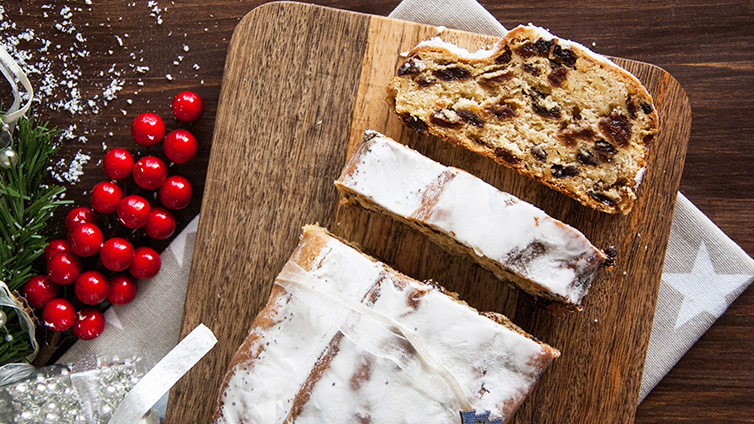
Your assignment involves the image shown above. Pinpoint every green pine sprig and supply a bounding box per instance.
[0,116,71,364]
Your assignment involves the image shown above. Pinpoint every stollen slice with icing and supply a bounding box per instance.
[213,225,559,423]
[336,130,609,311]
[387,24,659,215]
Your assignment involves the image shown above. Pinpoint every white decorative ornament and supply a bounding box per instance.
[0,45,33,169]
[662,241,753,330]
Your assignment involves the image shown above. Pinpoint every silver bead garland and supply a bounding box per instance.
[0,356,145,424]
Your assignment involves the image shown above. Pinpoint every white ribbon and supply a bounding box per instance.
[107,324,217,424]
[0,281,38,361]
[275,261,474,412]
[0,45,34,137]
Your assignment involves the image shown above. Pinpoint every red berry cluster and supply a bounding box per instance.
[24,92,204,340]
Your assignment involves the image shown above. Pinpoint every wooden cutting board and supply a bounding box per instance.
[165,2,691,423]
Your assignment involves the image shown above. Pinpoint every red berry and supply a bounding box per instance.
[144,207,176,240]
[171,91,204,123]
[130,246,161,279]
[23,276,59,309]
[47,252,82,285]
[65,207,97,232]
[131,113,165,147]
[117,195,151,229]
[108,274,138,305]
[91,181,124,214]
[163,129,198,164]
[74,271,110,305]
[158,175,192,210]
[103,148,135,180]
[68,223,104,257]
[132,156,167,190]
[100,237,135,271]
[42,298,76,332]
[73,308,106,340]
[44,239,71,262]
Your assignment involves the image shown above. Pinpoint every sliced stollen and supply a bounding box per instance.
[335,131,608,311]
[213,225,559,423]
[387,24,659,215]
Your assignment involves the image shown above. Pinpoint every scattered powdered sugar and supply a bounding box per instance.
[49,150,91,184]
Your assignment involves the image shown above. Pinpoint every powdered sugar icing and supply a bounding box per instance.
[215,226,555,423]
[337,133,604,304]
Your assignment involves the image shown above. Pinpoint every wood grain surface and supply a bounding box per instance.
[3,1,752,423]
[166,3,692,422]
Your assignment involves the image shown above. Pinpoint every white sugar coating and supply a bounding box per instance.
[336,133,604,304]
[341,132,444,217]
[415,37,500,60]
[411,24,645,93]
[216,226,555,423]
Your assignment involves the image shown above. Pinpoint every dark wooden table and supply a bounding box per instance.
[3,1,752,422]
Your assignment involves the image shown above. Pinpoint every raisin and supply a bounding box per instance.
[432,66,471,81]
[486,103,518,120]
[558,128,595,147]
[495,46,512,64]
[627,101,638,119]
[548,67,569,87]
[551,164,579,178]
[523,63,541,76]
[599,113,632,147]
[533,103,562,120]
[640,102,653,115]
[480,70,513,85]
[603,245,618,268]
[577,148,600,166]
[531,145,548,161]
[527,88,548,99]
[534,39,555,56]
[572,107,582,121]
[552,45,577,68]
[514,42,538,59]
[429,109,462,127]
[593,139,617,162]
[588,190,618,206]
[456,110,484,129]
[397,56,424,76]
[416,75,435,87]
[494,148,521,165]
[404,115,428,134]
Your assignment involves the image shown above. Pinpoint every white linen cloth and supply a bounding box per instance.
[62,0,754,412]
